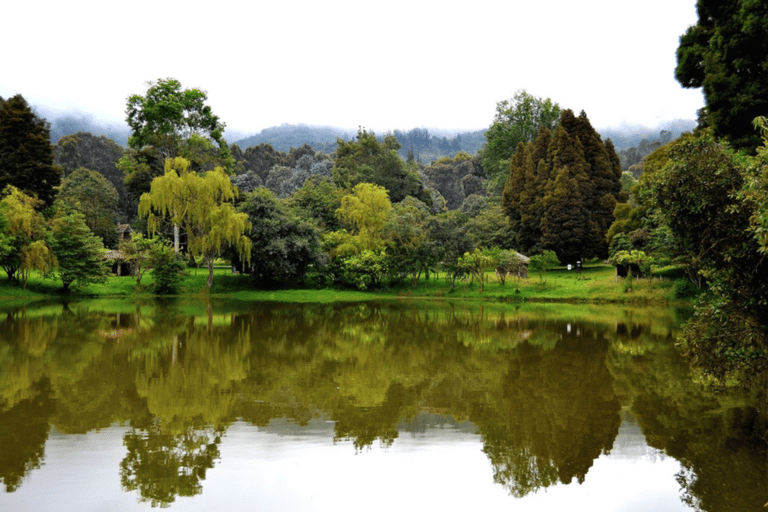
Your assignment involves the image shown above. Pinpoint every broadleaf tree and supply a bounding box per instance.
[126,78,231,168]
[47,208,109,292]
[481,90,561,192]
[675,0,768,151]
[140,157,251,290]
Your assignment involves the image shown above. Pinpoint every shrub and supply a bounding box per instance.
[149,243,187,295]
[673,278,701,299]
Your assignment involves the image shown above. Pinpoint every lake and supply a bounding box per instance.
[0,299,765,511]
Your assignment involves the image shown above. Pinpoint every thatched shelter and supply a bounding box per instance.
[104,249,130,276]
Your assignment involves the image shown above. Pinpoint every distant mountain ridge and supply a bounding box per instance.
[599,119,697,150]
[230,124,352,154]
[33,105,696,157]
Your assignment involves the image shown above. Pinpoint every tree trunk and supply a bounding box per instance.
[173,223,180,254]
[206,256,214,290]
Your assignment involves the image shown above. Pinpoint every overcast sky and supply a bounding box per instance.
[1,0,704,136]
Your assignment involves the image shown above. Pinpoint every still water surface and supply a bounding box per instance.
[0,299,764,511]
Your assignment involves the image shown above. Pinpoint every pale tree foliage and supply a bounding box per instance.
[336,183,392,252]
[18,241,55,290]
[139,158,251,290]
[0,186,56,288]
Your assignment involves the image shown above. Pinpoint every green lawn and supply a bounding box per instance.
[0,261,684,305]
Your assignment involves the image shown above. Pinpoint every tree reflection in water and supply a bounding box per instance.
[0,300,765,510]
[120,423,223,507]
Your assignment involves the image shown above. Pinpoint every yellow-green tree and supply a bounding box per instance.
[336,183,392,252]
[0,186,55,288]
[139,158,251,290]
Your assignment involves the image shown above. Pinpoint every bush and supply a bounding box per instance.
[149,243,187,295]
[673,278,701,299]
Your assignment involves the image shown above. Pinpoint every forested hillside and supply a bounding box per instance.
[35,104,694,166]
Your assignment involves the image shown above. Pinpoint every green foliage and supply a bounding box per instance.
[287,176,342,232]
[119,234,161,285]
[238,188,324,286]
[639,129,768,386]
[54,132,129,221]
[0,186,53,286]
[382,198,430,287]
[493,249,526,288]
[147,241,187,295]
[673,278,700,299]
[342,249,387,290]
[608,232,633,258]
[425,211,475,291]
[420,156,486,210]
[528,250,559,283]
[47,209,109,291]
[676,0,768,151]
[481,90,561,192]
[126,78,231,168]
[503,110,626,263]
[336,183,392,252]
[332,129,429,204]
[57,167,120,247]
[459,248,494,292]
[0,95,62,208]
[139,158,251,289]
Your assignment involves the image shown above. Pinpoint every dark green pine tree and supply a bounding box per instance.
[517,143,542,252]
[540,163,591,264]
[541,125,595,263]
[501,141,528,232]
[0,95,62,207]
[559,110,625,258]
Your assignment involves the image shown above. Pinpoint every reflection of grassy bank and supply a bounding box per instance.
[0,262,683,304]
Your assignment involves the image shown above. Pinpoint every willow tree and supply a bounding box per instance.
[0,186,55,288]
[336,182,392,252]
[139,158,251,290]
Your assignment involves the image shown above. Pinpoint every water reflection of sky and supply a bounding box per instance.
[1,412,691,512]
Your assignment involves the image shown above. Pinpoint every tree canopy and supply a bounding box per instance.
[126,78,232,169]
[57,167,120,248]
[332,129,430,204]
[675,0,768,151]
[502,109,626,262]
[139,157,251,289]
[480,90,561,191]
[0,95,62,207]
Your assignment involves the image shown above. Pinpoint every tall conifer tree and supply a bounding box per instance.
[0,95,61,207]
[501,110,626,262]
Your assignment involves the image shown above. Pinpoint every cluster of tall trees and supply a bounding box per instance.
[501,109,626,263]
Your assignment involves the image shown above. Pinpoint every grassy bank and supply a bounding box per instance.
[0,261,687,305]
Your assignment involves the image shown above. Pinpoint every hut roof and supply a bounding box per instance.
[104,250,126,260]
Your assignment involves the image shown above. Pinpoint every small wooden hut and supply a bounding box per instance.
[104,250,130,276]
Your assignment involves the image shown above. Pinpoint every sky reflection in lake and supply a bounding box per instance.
[2,413,690,512]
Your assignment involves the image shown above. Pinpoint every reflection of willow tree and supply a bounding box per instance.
[608,324,768,512]
[477,325,621,497]
[132,315,250,429]
[0,379,54,492]
[120,304,249,506]
[120,423,223,508]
